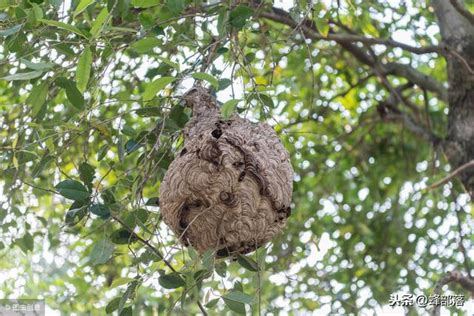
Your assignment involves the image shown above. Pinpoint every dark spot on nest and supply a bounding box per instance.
[211,128,222,139]
[189,200,202,208]
[216,246,234,258]
[238,171,246,182]
[179,204,190,230]
[180,148,187,156]
[276,206,291,220]
[233,161,244,168]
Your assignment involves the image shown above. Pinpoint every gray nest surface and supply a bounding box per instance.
[159,87,293,257]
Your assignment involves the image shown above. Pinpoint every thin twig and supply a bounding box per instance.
[257,7,441,54]
[425,160,474,191]
[431,271,474,316]
[111,215,176,272]
[454,202,472,278]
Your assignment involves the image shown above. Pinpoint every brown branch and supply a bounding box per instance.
[258,8,441,54]
[449,0,474,25]
[255,6,448,101]
[384,63,448,102]
[111,215,176,272]
[431,271,474,316]
[425,160,474,191]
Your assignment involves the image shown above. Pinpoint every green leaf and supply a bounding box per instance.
[222,291,254,305]
[65,201,88,226]
[22,233,34,252]
[131,37,161,53]
[74,0,94,17]
[0,24,21,37]
[194,269,212,286]
[143,76,175,101]
[76,47,92,92]
[79,162,95,187]
[118,281,139,314]
[166,0,185,14]
[26,81,49,117]
[206,298,220,308]
[90,8,109,37]
[145,197,160,206]
[229,5,253,29]
[20,58,54,70]
[157,57,180,70]
[118,136,125,162]
[55,180,90,201]
[1,71,43,81]
[30,3,44,22]
[257,93,274,108]
[135,106,161,117]
[233,281,243,292]
[39,19,88,38]
[32,154,54,178]
[101,189,116,204]
[223,297,245,314]
[89,239,114,265]
[221,99,239,119]
[121,125,136,137]
[90,203,111,219]
[97,144,109,161]
[217,10,228,36]
[130,0,159,8]
[119,306,132,316]
[105,297,121,314]
[169,104,188,128]
[110,229,137,244]
[192,72,219,89]
[315,18,329,37]
[110,277,135,288]
[218,78,231,91]
[237,254,259,272]
[215,261,227,277]
[56,77,85,110]
[158,272,186,289]
[125,139,141,154]
[202,249,215,272]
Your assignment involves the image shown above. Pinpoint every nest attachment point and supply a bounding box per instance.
[159,87,293,258]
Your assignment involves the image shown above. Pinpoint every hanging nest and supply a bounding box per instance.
[159,87,293,258]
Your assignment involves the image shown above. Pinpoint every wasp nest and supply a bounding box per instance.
[159,87,293,257]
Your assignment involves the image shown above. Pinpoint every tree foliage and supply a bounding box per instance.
[0,0,473,315]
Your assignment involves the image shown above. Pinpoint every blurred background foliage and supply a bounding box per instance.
[0,0,472,315]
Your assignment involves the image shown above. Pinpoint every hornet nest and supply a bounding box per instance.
[159,87,293,258]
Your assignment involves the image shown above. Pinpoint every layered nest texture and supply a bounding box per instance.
[159,87,293,257]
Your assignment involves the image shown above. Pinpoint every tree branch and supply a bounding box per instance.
[384,63,448,102]
[425,160,474,191]
[449,0,474,25]
[111,215,210,315]
[431,271,474,316]
[256,5,448,101]
[258,8,442,54]
[111,215,177,272]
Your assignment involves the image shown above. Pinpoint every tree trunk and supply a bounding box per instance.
[433,0,474,198]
